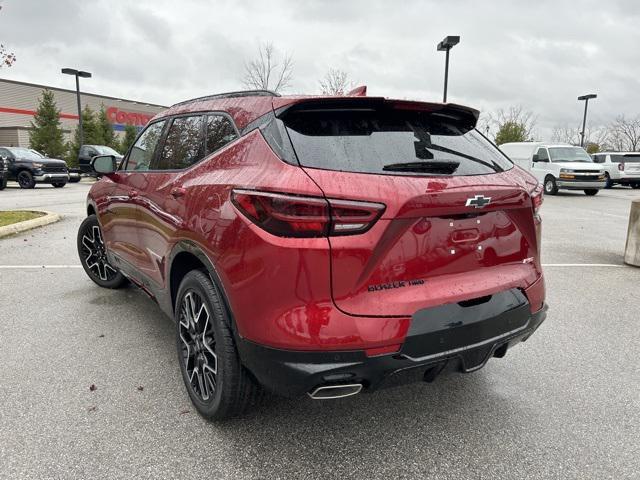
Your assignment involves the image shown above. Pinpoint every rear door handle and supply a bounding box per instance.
[170,187,186,198]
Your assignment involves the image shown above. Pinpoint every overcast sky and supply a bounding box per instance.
[2,0,640,139]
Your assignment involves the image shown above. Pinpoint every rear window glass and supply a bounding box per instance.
[611,154,640,163]
[282,109,512,176]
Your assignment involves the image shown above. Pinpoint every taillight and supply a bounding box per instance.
[618,163,625,171]
[531,184,543,215]
[231,189,385,238]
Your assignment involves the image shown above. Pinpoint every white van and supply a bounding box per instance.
[499,142,606,196]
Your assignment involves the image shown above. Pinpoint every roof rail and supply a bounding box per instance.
[170,89,280,108]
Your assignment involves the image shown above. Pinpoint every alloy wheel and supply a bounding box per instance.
[80,224,118,282]
[179,291,218,402]
[18,172,32,188]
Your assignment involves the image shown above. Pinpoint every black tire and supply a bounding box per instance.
[52,182,66,188]
[544,176,558,195]
[176,270,262,420]
[604,173,613,189]
[68,177,81,183]
[77,215,127,289]
[17,170,35,189]
[0,177,6,190]
[632,183,640,190]
[584,189,599,196]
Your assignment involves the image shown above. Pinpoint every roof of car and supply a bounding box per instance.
[149,89,480,132]
[596,151,640,155]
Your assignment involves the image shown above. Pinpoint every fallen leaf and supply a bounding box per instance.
[89,384,97,392]
[98,334,105,338]
[88,405,97,412]
[179,409,190,415]
[137,385,144,391]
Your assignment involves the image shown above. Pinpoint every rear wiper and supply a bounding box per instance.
[382,161,460,174]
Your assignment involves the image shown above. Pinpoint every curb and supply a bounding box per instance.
[0,211,62,239]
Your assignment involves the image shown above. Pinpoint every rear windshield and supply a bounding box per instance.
[611,154,640,163]
[282,109,513,176]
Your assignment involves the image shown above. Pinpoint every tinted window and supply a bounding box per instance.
[206,115,237,155]
[125,121,165,171]
[611,154,640,163]
[156,115,204,170]
[592,154,605,163]
[283,109,513,176]
[536,148,549,161]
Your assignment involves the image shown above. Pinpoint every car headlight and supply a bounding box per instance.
[31,162,44,169]
[560,168,574,173]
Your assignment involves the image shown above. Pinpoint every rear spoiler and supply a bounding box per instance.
[273,97,479,133]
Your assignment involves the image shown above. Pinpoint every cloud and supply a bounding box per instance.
[1,0,639,139]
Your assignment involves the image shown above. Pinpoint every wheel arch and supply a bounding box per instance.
[167,241,236,331]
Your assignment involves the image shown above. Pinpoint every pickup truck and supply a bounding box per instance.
[0,146,69,189]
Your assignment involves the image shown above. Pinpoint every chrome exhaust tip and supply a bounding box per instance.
[307,383,363,400]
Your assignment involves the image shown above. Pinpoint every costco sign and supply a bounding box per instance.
[106,107,153,128]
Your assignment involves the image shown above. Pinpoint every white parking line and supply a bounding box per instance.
[541,263,625,267]
[0,265,83,269]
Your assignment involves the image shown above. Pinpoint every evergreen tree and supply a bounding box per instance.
[29,89,66,158]
[120,124,138,154]
[66,105,100,167]
[97,105,117,150]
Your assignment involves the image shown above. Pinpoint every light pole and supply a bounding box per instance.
[577,93,597,147]
[61,68,92,146]
[437,35,460,103]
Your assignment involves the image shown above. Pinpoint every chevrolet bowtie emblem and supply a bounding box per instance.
[465,195,491,208]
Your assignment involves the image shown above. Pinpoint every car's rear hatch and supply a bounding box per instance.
[277,98,542,317]
[615,153,640,175]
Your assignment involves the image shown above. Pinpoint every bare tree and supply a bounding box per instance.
[242,42,293,93]
[551,124,581,145]
[319,68,352,95]
[610,115,640,151]
[483,106,537,144]
[551,123,613,152]
[0,7,16,68]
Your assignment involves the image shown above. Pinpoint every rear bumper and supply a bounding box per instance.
[617,177,640,184]
[238,291,548,398]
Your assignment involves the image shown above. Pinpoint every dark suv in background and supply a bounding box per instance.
[0,154,7,190]
[78,145,123,174]
[0,147,69,188]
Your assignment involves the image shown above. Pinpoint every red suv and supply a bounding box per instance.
[78,90,547,419]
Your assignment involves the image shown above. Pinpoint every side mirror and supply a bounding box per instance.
[91,154,117,175]
[532,154,539,162]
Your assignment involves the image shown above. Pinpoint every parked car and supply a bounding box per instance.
[0,146,69,188]
[499,142,606,195]
[77,90,547,420]
[29,148,81,183]
[0,154,7,190]
[591,152,640,189]
[78,145,123,174]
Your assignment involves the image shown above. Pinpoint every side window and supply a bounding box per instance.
[125,121,165,171]
[205,115,238,156]
[536,148,549,162]
[155,115,204,170]
[592,154,604,164]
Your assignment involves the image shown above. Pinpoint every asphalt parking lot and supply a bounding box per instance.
[1,181,639,479]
